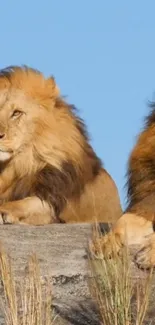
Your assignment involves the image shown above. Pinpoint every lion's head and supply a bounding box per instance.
[0,66,60,162]
[0,65,101,180]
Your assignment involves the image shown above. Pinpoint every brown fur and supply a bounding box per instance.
[0,65,122,225]
[92,104,155,268]
[125,104,155,220]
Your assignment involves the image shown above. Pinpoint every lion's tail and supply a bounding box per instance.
[52,299,102,325]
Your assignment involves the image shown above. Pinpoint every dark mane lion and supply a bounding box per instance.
[0,65,122,225]
[92,103,155,269]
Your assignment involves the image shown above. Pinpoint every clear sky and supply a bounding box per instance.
[1,1,155,208]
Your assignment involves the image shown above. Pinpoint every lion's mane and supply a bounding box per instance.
[126,103,155,220]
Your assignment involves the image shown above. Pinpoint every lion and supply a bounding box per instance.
[92,103,155,269]
[0,65,122,226]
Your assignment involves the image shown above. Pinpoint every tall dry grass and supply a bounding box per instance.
[0,244,55,325]
[89,226,153,325]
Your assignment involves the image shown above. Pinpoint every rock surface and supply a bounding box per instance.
[0,223,94,325]
[0,224,93,300]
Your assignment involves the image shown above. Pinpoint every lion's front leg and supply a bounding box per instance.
[0,196,54,225]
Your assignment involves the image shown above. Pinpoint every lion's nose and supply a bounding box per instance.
[0,133,5,139]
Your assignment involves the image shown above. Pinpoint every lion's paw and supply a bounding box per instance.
[90,232,122,259]
[0,210,17,224]
[135,234,155,269]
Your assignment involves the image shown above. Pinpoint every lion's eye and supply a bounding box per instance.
[11,110,23,119]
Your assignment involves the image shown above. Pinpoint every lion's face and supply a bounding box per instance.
[0,66,59,162]
[0,90,37,161]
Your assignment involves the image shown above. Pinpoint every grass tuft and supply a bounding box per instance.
[89,226,153,325]
[0,244,55,325]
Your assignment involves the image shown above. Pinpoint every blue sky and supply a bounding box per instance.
[1,1,155,208]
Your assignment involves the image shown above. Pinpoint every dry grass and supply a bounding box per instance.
[89,226,153,325]
[0,244,55,325]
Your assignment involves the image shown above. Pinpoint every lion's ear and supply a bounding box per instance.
[46,77,60,98]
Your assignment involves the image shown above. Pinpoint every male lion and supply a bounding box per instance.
[93,103,155,269]
[0,65,122,225]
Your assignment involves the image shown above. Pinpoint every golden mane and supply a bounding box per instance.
[0,66,99,172]
[0,65,59,103]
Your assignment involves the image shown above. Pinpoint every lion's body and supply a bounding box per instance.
[93,104,155,269]
[0,65,122,225]
[60,169,122,223]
